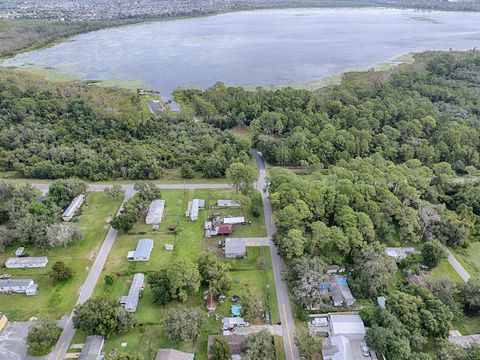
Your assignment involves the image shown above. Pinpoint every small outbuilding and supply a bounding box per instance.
[5,257,48,269]
[127,239,154,261]
[78,335,104,360]
[62,194,85,222]
[224,238,246,258]
[146,199,165,225]
[222,317,249,330]
[165,244,174,251]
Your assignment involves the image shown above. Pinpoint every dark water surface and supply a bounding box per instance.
[4,8,480,96]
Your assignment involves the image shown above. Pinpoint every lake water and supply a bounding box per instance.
[4,8,480,97]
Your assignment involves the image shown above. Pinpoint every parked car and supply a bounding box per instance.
[72,217,80,223]
[360,341,370,357]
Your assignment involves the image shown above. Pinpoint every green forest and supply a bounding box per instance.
[177,52,480,359]
[0,70,250,180]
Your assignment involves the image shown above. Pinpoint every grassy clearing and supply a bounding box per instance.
[83,188,276,359]
[0,192,123,320]
[453,243,480,279]
[424,259,463,283]
[452,315,480,335]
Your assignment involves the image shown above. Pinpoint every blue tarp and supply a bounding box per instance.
[337,276,348,285]
[231,304,241,316]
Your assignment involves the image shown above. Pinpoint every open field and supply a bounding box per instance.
[79,188,276,359]
[424,258,463,283]
[453,315,480,335]
[0,192,123,320]
[453,243,480,279]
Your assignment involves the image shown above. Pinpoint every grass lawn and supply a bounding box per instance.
[452,315,480,335]
[0,192,123,320]
[424,259,463,283]
[80,188,277,359]
[453,243,480,279]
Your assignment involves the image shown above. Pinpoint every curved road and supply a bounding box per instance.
[253,151,299,360]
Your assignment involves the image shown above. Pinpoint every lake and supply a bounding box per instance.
[3,8,480,97]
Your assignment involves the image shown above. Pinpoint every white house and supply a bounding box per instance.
[329,314,366,340]
[186,199,205,221]
[62,194,85,221]
[145,200,165,225]
[0,279,38,296]
[223,217,245,225]
[5,257,48,269]
[127,239,154,261]
[385,247,418,261]
[78,335,104,360]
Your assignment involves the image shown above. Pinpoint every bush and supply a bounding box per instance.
[27,318,61,356]
[50,261,73,285]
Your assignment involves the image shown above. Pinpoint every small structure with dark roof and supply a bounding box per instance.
[407,274,427,287]
[206,295,217,312]
[78,335,104,360]
[155,349,194,360]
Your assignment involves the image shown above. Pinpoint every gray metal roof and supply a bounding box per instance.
[62,194,85,218]
[134,239,154,260]
[78,335,104,360]
[145,199,165,224]
[225,238,245,255]
[155,349,194,360]
[0,279,34,287]
[5,257,48,267]
[125,273,144,312]
[329,275,355,304]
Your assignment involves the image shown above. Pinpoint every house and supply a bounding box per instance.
[224,238,246,258]
[329,275,355,307]
[222,317,249,330]
[385,247,418,261]
[186,199,205,221]
[207,335,246,358]
[119,273,144,312]
[145,199,165,225]
[78,335,104,360]
[223,217,245,225]
[62,194,85,221]
[329,314,366,340]
[0,313,8,332]
[155,349,194,360]
[326,265,346,274]
[5,257,48,269]
[127,239,154,261]
[322,335,354,360]
[217,200,241,207]
[0,279,39,296]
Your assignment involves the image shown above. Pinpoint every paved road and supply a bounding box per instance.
[32,183,231,196]
[252,151,299,360]
[446,248,471,282]
[47,190,136,360]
